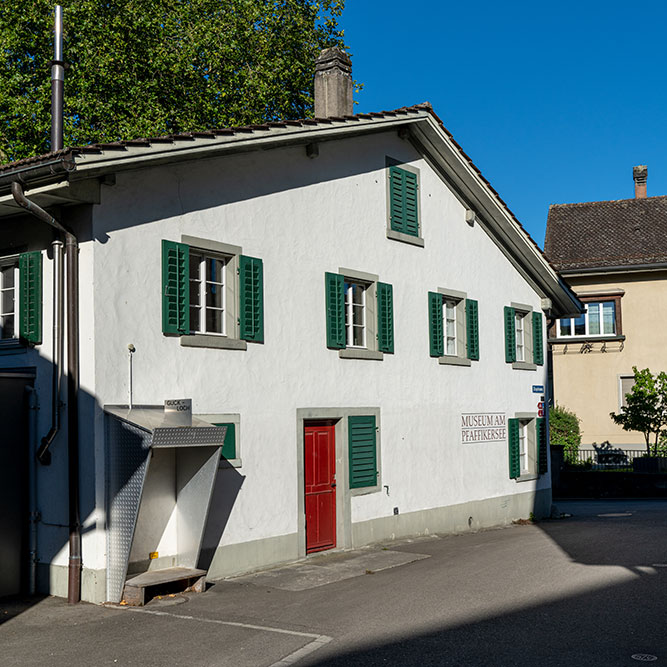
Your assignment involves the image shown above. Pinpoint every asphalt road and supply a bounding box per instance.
[2,499,666,666]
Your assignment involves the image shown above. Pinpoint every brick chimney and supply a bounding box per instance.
[633,165,648,199]
[314,47,353,118]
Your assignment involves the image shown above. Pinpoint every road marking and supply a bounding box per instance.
[631,654,658,662]
[597,512,633,517]
[123,607,332,665]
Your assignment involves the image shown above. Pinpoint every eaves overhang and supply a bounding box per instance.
[0,104,581,316]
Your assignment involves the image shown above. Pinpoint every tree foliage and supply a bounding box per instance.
[549,404,581,465]
[610,366,667,456]
[0,0,346,162]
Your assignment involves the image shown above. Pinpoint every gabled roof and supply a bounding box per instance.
[0,102,581,316]
[545,196,667,272]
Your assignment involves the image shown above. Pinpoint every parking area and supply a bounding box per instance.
[2,500,666,666]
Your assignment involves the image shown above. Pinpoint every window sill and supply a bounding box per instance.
[386,229,424,247]
[339,349,383,361]
[0,339,28,355]
[180,334,247,350]
[350,483,381,497]
[511,361,537,371]
[438,355,471,367]
[220,458,242,469]
[548,335,626,344]
[515,473,538,482]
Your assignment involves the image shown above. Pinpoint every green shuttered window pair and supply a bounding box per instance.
[389,166,419,237]
[508,417,547,479]
[325,273,394,353]
[503,306,544,366]
[428,292,479,360]
[348,415,377,489]
[162,240,263,342]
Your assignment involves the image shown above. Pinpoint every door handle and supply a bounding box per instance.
[331,483,336,488]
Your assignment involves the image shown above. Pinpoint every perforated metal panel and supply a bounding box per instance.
[151,426,226,448]
[105,417,152,603]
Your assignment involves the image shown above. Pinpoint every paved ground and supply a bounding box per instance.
[2,499,666,666]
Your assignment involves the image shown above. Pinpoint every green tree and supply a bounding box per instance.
[0,0,346,162]
[610,366,667,456]
[549,404,581,465]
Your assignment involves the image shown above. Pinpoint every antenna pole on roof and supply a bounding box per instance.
[51,5,64,151]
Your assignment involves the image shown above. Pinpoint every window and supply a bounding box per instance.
[344,280,366,348]
[428,289,478,365]
[508,416,547,480]
[619,375,635,410]
[325,269,393,360]
[386,159,423,247]
[189,252,227,335]
[200,413,241,468]
[162,237,263,350]
[0,258,18,340]
[557,300,618,338]
[504,304,543,369]
[0,252,42,347]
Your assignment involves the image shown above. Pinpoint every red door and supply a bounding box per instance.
[305,423,336,553]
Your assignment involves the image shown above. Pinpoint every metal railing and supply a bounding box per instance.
[568,447,660,471]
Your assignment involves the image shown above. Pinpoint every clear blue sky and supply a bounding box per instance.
[341,1,667,247]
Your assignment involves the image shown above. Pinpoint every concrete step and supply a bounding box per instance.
[122,567,206,606]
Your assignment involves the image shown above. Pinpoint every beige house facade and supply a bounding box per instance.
[545,166,667,448]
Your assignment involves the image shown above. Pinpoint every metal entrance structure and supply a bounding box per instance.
[104,405,226,604]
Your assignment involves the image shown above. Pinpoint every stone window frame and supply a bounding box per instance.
[436,287,471,367]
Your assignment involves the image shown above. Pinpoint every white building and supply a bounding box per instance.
[0,51,579,604]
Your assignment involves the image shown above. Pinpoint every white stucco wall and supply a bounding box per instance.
[82,130,549,570]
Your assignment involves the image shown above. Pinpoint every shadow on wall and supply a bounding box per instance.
[0,347,245,613]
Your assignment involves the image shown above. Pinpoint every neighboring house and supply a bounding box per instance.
[0,48,579,603]
[545,165,667,447]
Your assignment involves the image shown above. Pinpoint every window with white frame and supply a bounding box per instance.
[558,300,616,338]
[344,280,366,348]
[508,415,548,480]
[444,299,457,356]
[518,420,529,472]
[0,257,18,340]
[189,252,227,335]
[325,269,394,359]
[428,289,479,365]
[162,236,264,349]
[515,311,526,362]
[504,304,544,369]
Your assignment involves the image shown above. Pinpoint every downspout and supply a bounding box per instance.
[11,181,81,604]
[36,238,63,465]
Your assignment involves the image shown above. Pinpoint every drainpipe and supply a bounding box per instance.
[11,180,81,604]
[27,386,39,594]
[36,238,63,465]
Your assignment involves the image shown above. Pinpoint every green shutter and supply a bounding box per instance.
[532,311,544,366]
[214,423,236,460]
[239,255,264,342]
[325,272,345,349]
[348,415,377,489]
[508,418,520,479]
[466,298,479,361]
[162,240,190,335]
[377,282,394,353]
[19,251,42,345]
[389,166,419,237]
[504,306,516,363]
[428,292,444,357]
[537,418,548,475]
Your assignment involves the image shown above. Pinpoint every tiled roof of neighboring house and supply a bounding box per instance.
[545,195,667,271]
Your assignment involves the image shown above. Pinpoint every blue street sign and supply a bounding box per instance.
[532,385,545,393]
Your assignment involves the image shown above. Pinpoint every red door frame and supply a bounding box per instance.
[304,421,336,553]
